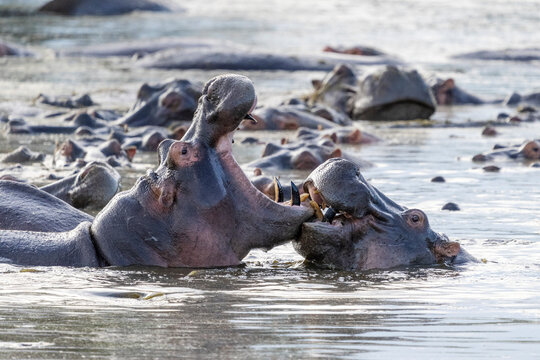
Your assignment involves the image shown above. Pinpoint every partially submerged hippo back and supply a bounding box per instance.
[294,158,474,270]
[38,0,171,16]
[352,65,436,120]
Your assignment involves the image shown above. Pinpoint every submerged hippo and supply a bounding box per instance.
[37,93,95,109]
[38,0,173,16]
[54,138,136,168]
[1,146,44,164]
[0,74,313,267]
[294,158,475,270]
[452,48,540,62]
[244,130,371,172]
[0,39,32,57]
[244,105,338,131]
[472,140,540,163]
[115,79,202,127]
[309,64,436,121]
[428,78,484,105]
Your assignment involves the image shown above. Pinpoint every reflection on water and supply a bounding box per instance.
[1,0,540,358]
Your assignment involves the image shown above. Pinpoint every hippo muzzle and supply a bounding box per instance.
[294,158,472,270]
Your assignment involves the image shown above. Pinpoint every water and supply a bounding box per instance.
[0,0,539,358]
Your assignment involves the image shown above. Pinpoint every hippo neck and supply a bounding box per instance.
[214,135,313,258]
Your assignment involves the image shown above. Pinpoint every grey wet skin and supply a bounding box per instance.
[38,0,171,16]
[294,158,475,270]
[0,74,313,267]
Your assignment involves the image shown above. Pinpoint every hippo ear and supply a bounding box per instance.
[349,129,362,143]
[330,148,342,158]
[434,241,461,258]
[442,78,455,90]
[311,79,322,90]
[157,139,175,165]
[124,146,137,162]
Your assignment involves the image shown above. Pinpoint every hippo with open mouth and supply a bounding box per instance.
[294,158,475,270]
[0,74,313,267]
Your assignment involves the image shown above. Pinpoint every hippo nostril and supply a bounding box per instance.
[181,148,187,155]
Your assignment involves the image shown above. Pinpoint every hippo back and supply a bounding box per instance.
[0,181,93,232]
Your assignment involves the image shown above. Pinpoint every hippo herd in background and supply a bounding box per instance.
[0,0,539,271]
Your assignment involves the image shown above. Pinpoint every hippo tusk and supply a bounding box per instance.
[244,113,257,124]
[290,181,300,206]
[273,177,283,202]
[322,207,336,224]
[309,201,324,220]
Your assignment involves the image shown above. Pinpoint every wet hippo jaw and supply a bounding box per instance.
[294,158,465,270]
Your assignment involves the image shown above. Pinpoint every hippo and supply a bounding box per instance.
[352,65,436,120]
[323,45,385,57]
[0,181,93,232]
[243,105,339,131]
[428,78,485,105]
[114,79,202,128]
[244,130,371,172]
[452,48,540,62]
[294,158,475,270]
[136,48,401,72]
[309,64,436,121]
[54,138,136,168]
[503,92,540,107]
[40,161,121,209]
[1,146,44,164]
[59,38,228,58]
[0,74,313,267]
[296,126,380,145]
[38,0,173,16]
[472,140,540,163]
[0,39,32,57]
[37,93,95,109]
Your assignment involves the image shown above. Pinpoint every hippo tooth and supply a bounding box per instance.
[273,177,284,203]
[322,207,336,224]
[244,113,257,124]
[309,200,324,220]
[291,181,300,206]
[300,193,310,202]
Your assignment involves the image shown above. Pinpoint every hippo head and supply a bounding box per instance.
[117,79,202,127]
[294,158,473,270]
[309,64,358,115]
[69,161,121,209]
[518,140,540,160]
[91,74,312,267]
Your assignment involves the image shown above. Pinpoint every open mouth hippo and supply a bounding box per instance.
[294,158,475,270]
[0,74,313,267]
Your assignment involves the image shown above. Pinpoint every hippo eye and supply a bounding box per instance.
[405,209,426,228]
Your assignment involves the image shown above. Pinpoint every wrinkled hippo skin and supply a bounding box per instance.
[453,48,540,62]
[0,74,313,267]
[245,128,371,172]
[115,79,202,127]
[294,158,475,270]
[309,64,436,121]
[472,140,540,162]
[1,146,44,164]
[41,161,121,209]
[428,78,484,105]
[38,0,172,16]
[37,93,95,108]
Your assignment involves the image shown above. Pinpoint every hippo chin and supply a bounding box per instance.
[294,158,475,270]
[0,74,313,267]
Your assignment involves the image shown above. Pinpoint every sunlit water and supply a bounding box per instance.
[0,1,539,359]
